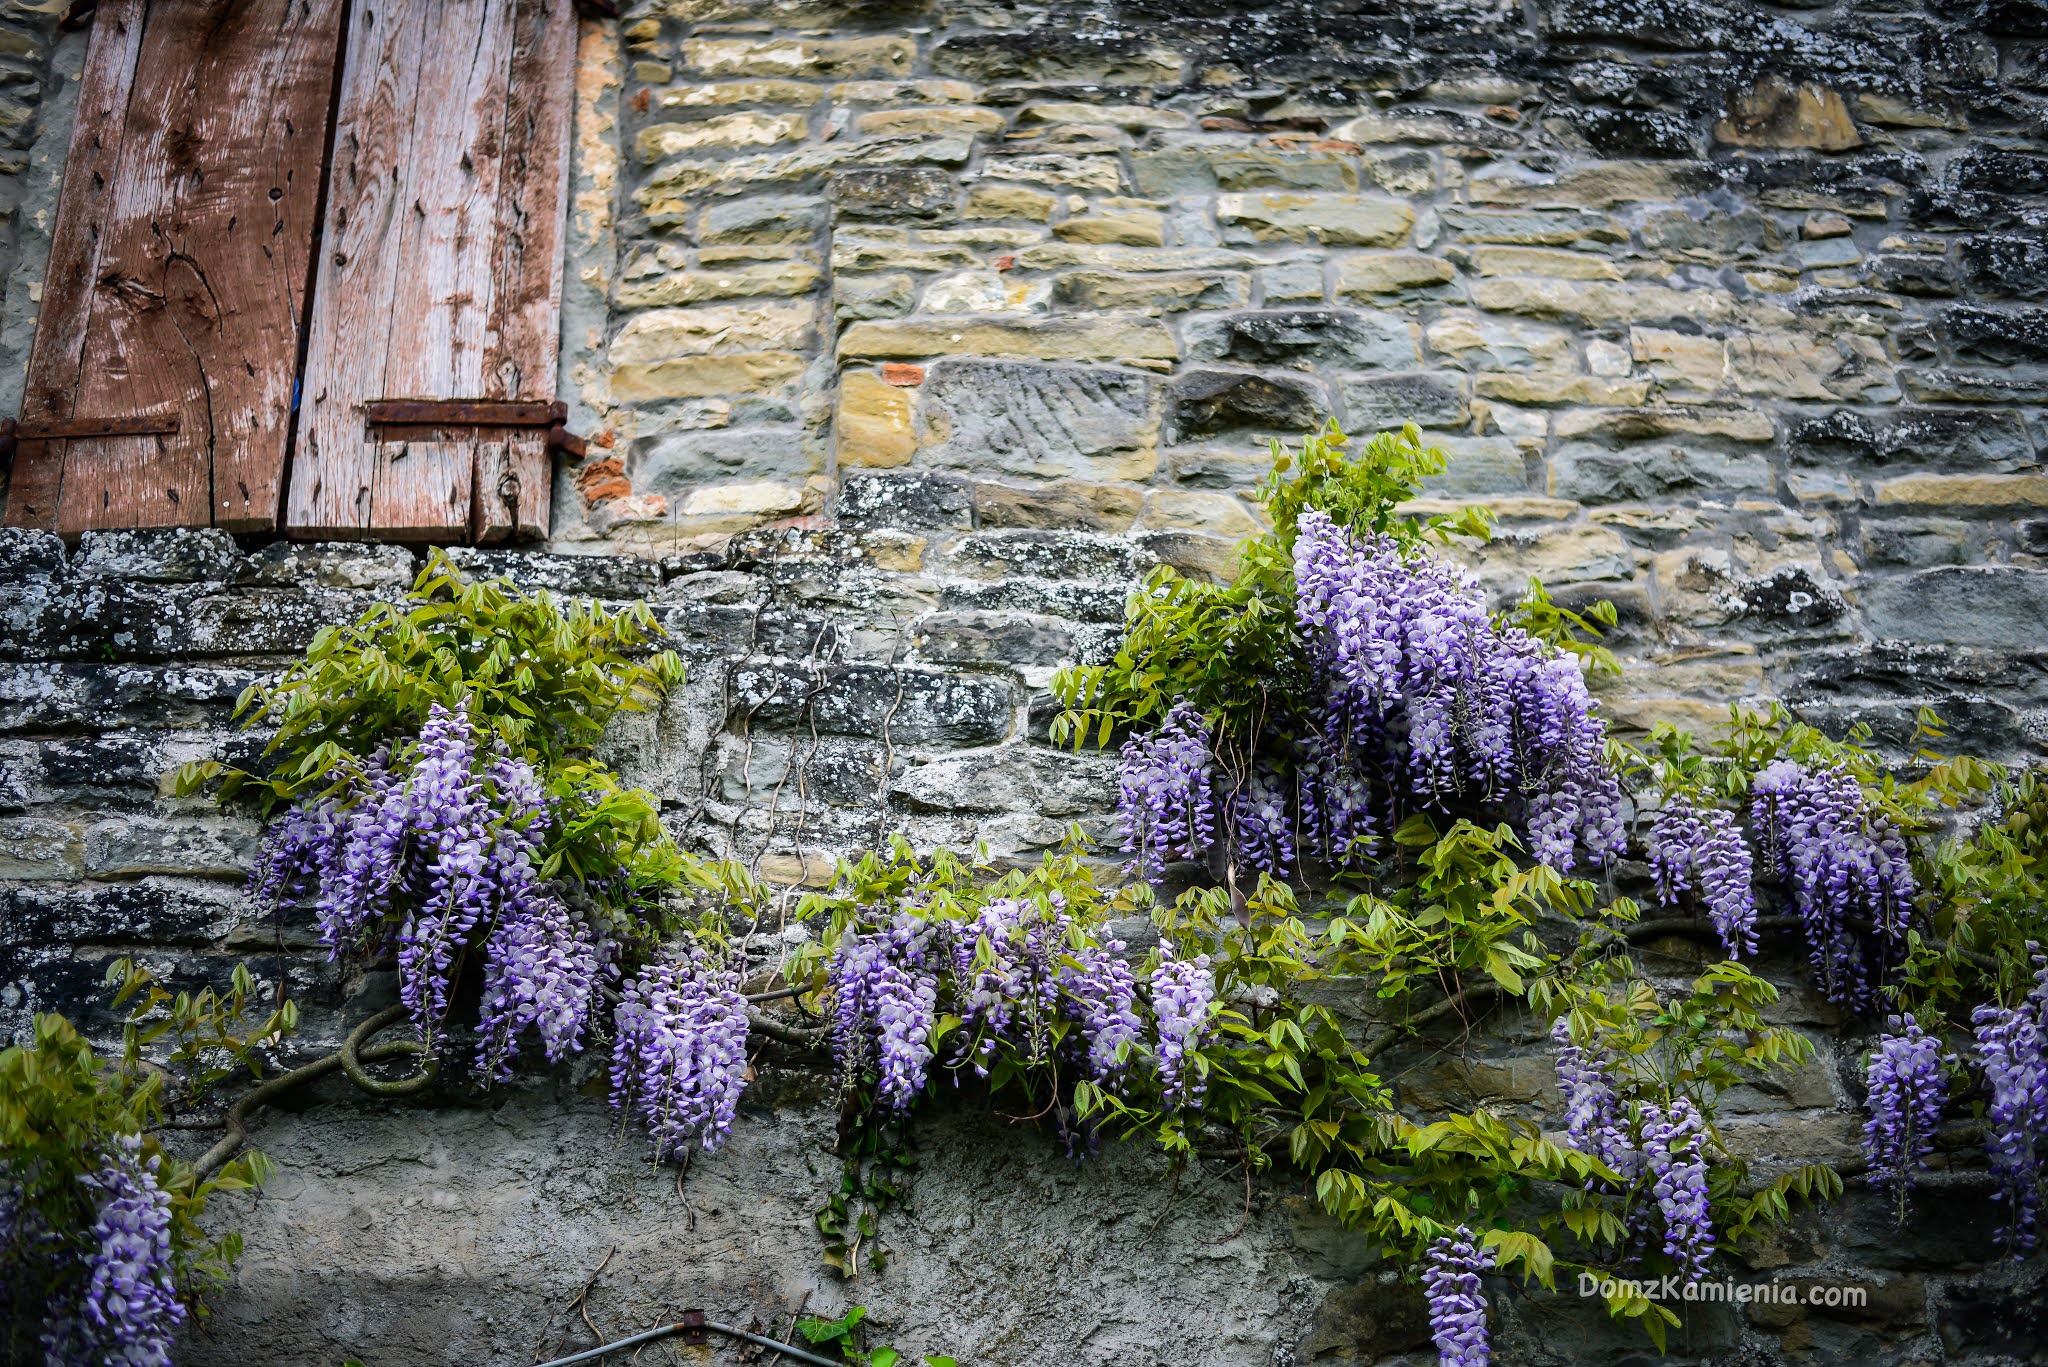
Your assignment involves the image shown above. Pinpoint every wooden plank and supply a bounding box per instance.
[13,0,344,535]
[5,0,148,529]
[288,0,434,537]
[365,0,515,540]
[289,0,575,545]
[475,0,574,543]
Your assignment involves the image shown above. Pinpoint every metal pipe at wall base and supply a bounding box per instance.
[530,1316,845,1367]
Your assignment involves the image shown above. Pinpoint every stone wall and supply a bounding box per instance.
[6,0,2048,1362]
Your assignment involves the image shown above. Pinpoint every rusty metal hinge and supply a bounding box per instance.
[0,412,180,460]
[364,398,587,460]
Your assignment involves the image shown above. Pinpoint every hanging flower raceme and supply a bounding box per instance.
[1861,1015,1949,1222]
[1750,760,1917,1008]
[1293,509,1623,873]
[1226,767,1296,875]
[476,894,600,1081]
[1974,991,2048,1257]
[1421,1226,1495,1367]
[610,951,751,1160]
[1152,941,1215,1109]
[1116,700,1218,878]
[831,916,941,1114]
[1060,939,1145,1087]
[64,1135,185,1367]
[1550,1020,1631,1182]
[246,698,606,1061]
[1641,1097,1714,1281]
[1648,797,1759,957]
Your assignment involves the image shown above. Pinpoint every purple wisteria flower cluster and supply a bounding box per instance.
[1422,1225,1495,1367]
[247,700,598,1074]
[1551,1025,1717,1280]
[1972,957,2048,1256]
[1118,700,1218,877]
[1295,510,1624,874]
[825,903,1218,1117]
[611,951,752,1159]
[1641,1098,1714,1281]
[1550,1020,1631,1182]
[1751,760,1917,1007]
[12,1136,187,1367]
[1860,1015,1949,1222]
[1648,797,1758,957]
[1153,941,1216,1109]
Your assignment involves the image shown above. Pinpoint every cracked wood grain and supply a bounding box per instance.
[6,0,345,535]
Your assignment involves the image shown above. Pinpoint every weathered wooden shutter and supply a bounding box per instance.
[4,0,345,534]
[285,0,575,543]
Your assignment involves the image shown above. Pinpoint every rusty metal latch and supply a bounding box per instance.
[364,398,588,459]
[0,412,181,460]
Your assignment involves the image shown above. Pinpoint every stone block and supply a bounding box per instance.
[1469,246,1620,280]
[635,113,806,160]
[920,271,1051,314]
[1552,444,1774,502]
[1011,243,1259,272]
[974,482,1144,533]
[1054,270,1248,312]
[1874,474,2048,512]
[658,80,820,110]
[682,37,913,78]
[1052,212,1165,247]
[631,427,810,491]
[1338,373,1469,430]
[1184,309,1418,369]
[833,273,917,322]
[83,816,257,880]
[2,881,235,948]
[1715,76,1862,150]
[731,661,1012,746]
[1332,253,1456,297]
[443,549,661,600]
[853,108,1008,138]
[1472,277,1737,324]
[1957,233,2048,300]
[917,360,1157,481]
[1016,102,1189,132]
[1215,193,1414,247]
[0,664,257,733]
[237,543,414,591]
[640,136,972,201]
[614,260,823,308]
[928,33,1183,83]
[610,303,816,362]
[1464,158,1711,208]
[1417,436,1529,497]
[913,611,1076,668]
[1425,312,1574,369]
[699,195,828,245]
[1163,368,1326,443]
[980,153,1126,194]
[1943,305,2048,365]
[1899,368,2048,404]
[836,371,918,468]
[611,352,807,400]
[830,167,958,220]
[837,471,974,531]
[1439,208,1629,245]
[1473,373,1651,405]
[936,529,1155,583]
[73,528,242,583]
[965,185,1056,221]
[893,745,1114,814]
[838,316,1177,363]
[1138,490,1265,538]
[1258,262,1325,304]
[1787,408,2035,472]
[0,529,64,582]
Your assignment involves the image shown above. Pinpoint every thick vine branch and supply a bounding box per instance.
[192,1005,434,1181]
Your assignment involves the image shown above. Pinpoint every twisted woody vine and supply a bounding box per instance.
[5,424,2048,1366]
